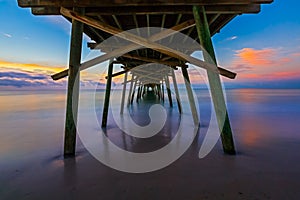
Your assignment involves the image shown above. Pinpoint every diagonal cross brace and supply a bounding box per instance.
[51,8,236,80]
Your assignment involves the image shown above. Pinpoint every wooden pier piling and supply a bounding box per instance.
[165,75,173,107]
[63,7,84,157]
[101,60,114,128]
[181,65,199,126]
[193,6,236,154]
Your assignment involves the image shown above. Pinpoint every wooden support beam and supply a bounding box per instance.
[169,14,182,43]
[156,84,161,100]
[105,69,128,79]
[210,14,236,35]
[88,42,200,54]
[51,14,196,80]
[64,7,84,157]
[85,26,105,42]
[171,69,182,114]
[161,14,166,29]
[120,72,128,114]
[130,79,137,104]
[31,5,262,15]
[101,60,114,127]
[181,66,199,126]
[58,8,212,72]
[136,85,141,102]
[52,8,236,80]
[164,76,173,107]
[161,80,165,102]
[121,54,183,67]
[193,5,235,154]
[127,74,134,106]
[131,66,169,83]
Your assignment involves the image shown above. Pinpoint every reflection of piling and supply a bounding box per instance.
[20,1,273,156]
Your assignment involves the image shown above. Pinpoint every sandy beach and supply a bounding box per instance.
[1,89,300,200]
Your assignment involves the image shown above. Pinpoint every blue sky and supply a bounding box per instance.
[0,0,300,89]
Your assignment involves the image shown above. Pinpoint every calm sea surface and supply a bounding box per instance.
[1,88,300,199]
[1,88,299,162]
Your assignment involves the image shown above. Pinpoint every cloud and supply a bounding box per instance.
[2,33,12,38]
[235,48,277,66]
[0,60,64,74]
[230,48,293,72]
[221,47,300,83]
[0,60,105,89]
[0,70,63,88]
[226,36,238,41]
[0,71,48,80]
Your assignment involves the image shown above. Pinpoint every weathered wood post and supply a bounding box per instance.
[181,65,199,126]
[101,59,114,127]
[193,6,236,154]
[165,75,173,107]
[64,7,84,157]
[130,79,137,104]
[161,81,165,102]
[171,69,182,114]
[127,73,134,106]
[137,84,143,102]
[120,71,128,114]
[157,84,162,100]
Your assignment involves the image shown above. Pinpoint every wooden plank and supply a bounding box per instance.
[89,5,260,15]
[210,14,236,35]
[19,0,273,7]
[52,8,236,80]
[64,7,84,157]
[193,5,235,154]
[121,54,183,67]
[32,4,261,15]
[88,42,201,53]
[101,60,114,127]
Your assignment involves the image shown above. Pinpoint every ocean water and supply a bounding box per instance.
[1,88,300,199]
[1,88,300,163]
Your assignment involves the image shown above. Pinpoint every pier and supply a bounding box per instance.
[18,0,273,157]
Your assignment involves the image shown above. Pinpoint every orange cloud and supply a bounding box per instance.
[232,48,294,73]
[0,60,64,74]
[0,59,104,82]
[224,47,300,82]
[235,48,277,66]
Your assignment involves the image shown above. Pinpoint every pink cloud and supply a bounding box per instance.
[224,47,300,82]
[234,48,289,67]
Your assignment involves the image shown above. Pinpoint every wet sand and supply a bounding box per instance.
[1,89,300,199]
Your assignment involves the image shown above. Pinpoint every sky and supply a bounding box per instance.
[0,0,300,90]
